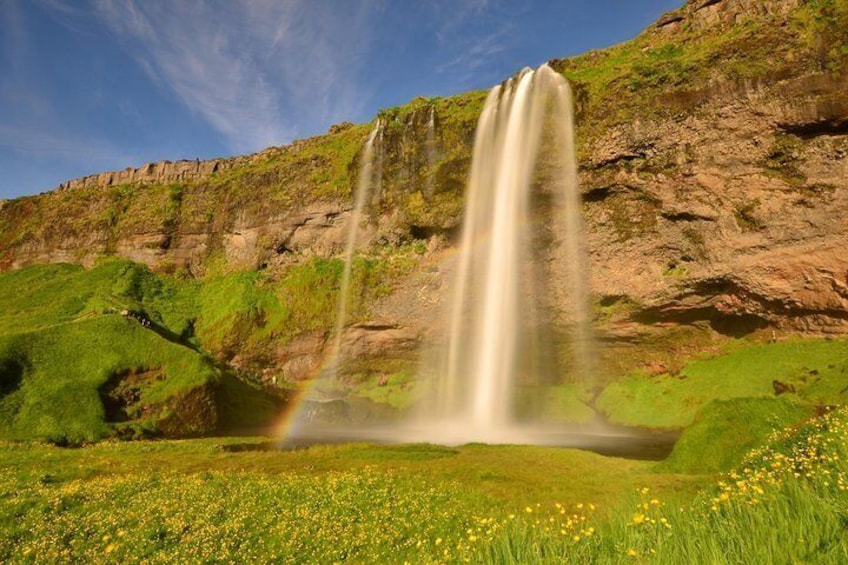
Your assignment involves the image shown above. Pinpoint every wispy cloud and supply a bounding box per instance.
[431,0,493,45]
[426,0,513,81]
[90,0,376,152]
[436,28,509,74]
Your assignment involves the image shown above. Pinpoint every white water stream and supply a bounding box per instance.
[410,64,592,443]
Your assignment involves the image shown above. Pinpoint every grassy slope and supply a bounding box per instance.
[0,317,217,444]
[658,397,815,474]
[596,339,848,429]
[0,262,216,442]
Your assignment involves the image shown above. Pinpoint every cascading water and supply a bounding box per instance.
[410,64,593,443]
[321,121,382,385]
[424,105,437,197]
[285,65,604,447]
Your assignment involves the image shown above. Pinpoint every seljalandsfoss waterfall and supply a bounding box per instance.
[407,64,593,444]
[287,64,603,447]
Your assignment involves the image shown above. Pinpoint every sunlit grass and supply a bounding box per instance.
[597,338,848,429]
[1,406,847,563]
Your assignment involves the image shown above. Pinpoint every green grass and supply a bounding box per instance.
[351,370,422,410]
[1,406,847,563]
[658,397,815,474]
[0,316,218,444]
[514,384,597,425]
[474,407,848,564]
[0,261,293,442]
[0,253,431,441]
[596,338,848,429]
[0,437,697,564]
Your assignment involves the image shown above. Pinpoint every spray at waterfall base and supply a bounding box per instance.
[281,65,665,451]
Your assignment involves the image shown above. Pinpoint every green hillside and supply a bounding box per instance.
[0,260,288,443]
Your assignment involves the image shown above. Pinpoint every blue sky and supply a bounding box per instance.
[0,0,681,199]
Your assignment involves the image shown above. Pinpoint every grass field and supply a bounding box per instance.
[1,405,847,563]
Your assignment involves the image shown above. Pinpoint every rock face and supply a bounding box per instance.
[57,159,230,192]
[581,69,848,334]
[1,0,847,380]
[157,384,219,437]
[656,0,800,33]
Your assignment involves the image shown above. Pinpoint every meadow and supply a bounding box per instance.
[1,403,847,564]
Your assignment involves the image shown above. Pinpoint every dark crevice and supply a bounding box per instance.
[661,210,715,222]
[780,118,848,140]
[589,151,648,170]
[348,322,401,332]
[410,224,458,241]
[709,315,770,337]
[632,306,769,338]
[599,294,629,308]
[583,184,651,203]
[695,0,722,10]
[0,359,24,397]
[98,368,164,423]
[583,186,615,203]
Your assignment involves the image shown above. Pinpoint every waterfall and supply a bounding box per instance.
[412,64,592,443]
[424,105,437,197]
[284,65,594,446]
[323,122,383,384]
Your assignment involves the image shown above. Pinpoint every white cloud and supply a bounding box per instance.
[436,28,509,74]
[91,0,376,153]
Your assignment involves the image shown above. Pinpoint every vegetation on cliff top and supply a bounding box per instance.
[553,0,848,153]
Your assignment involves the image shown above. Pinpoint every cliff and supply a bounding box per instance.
[1,0,847,392]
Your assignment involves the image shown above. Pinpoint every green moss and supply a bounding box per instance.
[733,199,761,232]
[662,262,689,277]
[593,295,643,323]
[514,384,597,424]
[764,133,807,186]
[792,0,848,70]
[351,370,422,410]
